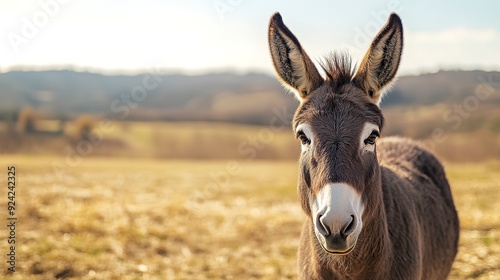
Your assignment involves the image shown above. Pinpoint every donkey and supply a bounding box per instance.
[268,12,459,279]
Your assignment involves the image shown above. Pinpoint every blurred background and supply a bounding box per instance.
[1,1,499,279]
[0,0,499,161]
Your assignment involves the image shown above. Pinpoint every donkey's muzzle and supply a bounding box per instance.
[312,183,364,255]
[315,214,357,254]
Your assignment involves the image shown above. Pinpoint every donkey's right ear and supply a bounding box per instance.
[268,13,323,101]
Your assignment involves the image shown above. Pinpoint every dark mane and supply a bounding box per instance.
[320,52,355,89]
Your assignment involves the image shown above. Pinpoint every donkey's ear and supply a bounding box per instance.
[268,13,323,100]
[353,13,403,105]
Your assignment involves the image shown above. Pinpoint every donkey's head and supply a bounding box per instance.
[268,13,403,255]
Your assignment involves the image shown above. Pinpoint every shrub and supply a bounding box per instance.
[16,107,38,134]
[73,115,97,140]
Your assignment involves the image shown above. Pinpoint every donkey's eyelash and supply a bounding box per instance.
[364,130,380,146]
[297,130,311,145]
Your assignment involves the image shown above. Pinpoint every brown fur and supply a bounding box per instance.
[268,12,459,279]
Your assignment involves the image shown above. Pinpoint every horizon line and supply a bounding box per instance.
[1,65,499,77]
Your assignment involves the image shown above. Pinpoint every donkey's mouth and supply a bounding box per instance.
[320,242,356,255]
[316,232,357,255]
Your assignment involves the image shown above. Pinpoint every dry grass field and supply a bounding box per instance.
[0,156,499,279]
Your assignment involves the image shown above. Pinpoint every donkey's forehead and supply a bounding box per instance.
[294,84,384,129]
[293,84,384,130]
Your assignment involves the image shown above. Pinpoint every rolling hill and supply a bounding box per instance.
[0,70,498,128]
[0,69,499,161]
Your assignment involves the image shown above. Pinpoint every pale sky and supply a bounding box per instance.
[1,0,499,75]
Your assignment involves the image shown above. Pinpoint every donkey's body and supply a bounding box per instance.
[268,12,459,279]
[299,137,459,279]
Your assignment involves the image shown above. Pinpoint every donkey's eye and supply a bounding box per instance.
[297,131,311,145]
[364,130,380,145]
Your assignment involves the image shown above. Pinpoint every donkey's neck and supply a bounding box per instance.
[313,180,392,278]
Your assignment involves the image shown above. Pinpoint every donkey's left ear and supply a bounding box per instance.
[353,13,403,105]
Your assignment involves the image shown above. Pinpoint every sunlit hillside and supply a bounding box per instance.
[0,70,498,127]
[0,70,499,162]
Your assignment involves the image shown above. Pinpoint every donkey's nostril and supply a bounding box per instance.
[316,213,331,237]
[341,215,356,237]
